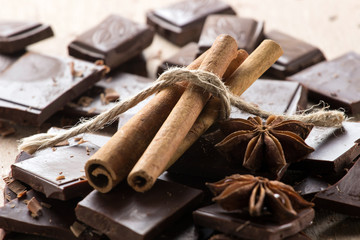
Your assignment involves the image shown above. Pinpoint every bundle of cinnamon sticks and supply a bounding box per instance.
[85,34,283,193]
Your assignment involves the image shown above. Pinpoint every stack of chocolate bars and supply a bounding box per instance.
[1,0,359,239]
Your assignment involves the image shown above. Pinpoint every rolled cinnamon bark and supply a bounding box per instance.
[84,50,207,193]
[128,34,238,192]
[85,38,242,193]
[129,39,283,192]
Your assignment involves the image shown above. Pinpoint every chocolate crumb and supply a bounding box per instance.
[100,93,108,105]
[77,139,87,145]
[17,190,27,198]
[27,197,42,218]
[87,107,97,114]
[54,140,69,147]
[69,62,84,77]
[52,147,57,152]
[104,88,120,102]
[77,96,94,107]
[74,137,83,142]
[70,221,87,237]
[56,175,65,181]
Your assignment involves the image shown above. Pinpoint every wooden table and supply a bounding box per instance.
[1,0,360,239]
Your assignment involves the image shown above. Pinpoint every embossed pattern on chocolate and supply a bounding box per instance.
[287,52,360,114]
[198,15,264,53]
[147,0,235,46]
[68,15,154,69]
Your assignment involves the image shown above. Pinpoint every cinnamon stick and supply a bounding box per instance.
[129,39,283,192]
[128,34,238,192]
[84,50,207,193]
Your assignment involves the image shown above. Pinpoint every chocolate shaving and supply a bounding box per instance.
[70,221,87,238]
[56,175,65,181]
[27,197,42,218]
[69,62,84,77]
[54,139,69,147]
[3,177,27,196]
[77,96,94,107]
[104,88,120,102]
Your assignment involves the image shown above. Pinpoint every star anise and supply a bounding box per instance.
[215,115,314,175]
[206,174,314,221]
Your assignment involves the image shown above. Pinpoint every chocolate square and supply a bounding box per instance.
[287,52,360,114]
[0,21,53,54]
[147,0,235,46]
[264,30,325,79]
[198,15,264,54]
[68,15,154,69]
[301,121,360,175]
[11,132,110,200]
[193,203,314,240]
[157,42,198,75]
[0,52,105,125]
[65,72,153,126]
[76,180,203,240]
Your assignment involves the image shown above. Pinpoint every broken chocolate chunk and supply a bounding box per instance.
[0,21,53,54]
[68,15,154,69]
[146,0,235,46]
[0,52,106,125]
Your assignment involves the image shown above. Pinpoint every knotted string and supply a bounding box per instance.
[19,67,346,153]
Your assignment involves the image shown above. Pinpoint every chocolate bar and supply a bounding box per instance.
[298,121,360,175]
[0,21,53,54]
[146,0,235,46]
[157,42,198,75]
[68,15,154,69]
[314,157,360,216]
[0,52,105,125]
[11,132,110,200]
[193,203,314,240]
[198,15,264,54]
[264,30,325,79]
[168,80,307,179]
[0,190,106,240]
[287,52,360,114]
[65,72,153,126]
[76,179,203,240]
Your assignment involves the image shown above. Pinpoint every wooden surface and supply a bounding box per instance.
[1,0,360,239]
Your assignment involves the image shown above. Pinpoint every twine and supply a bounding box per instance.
[19,67,346,153]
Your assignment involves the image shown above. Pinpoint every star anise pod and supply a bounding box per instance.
[206,174,314,221]
[215,115,314,175]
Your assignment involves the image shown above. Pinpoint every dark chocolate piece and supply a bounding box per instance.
[11,133,110,200]
[264,30,325,79]
[198,15,264,54]
[293,176,330,198]
[146,0,235,46]
[0,52,105,125]
[168,80,307,179]
[300,121,360,175]
[314,157,360,216]
[76,179,203,240]
[117,54,148,77]
[287,52,360,113]
[193,203,314,240]
[0,190,106,240]
[157,42,198,75]
[68,15,154,69]
[0,21,53,54]
[65,72,153,126]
